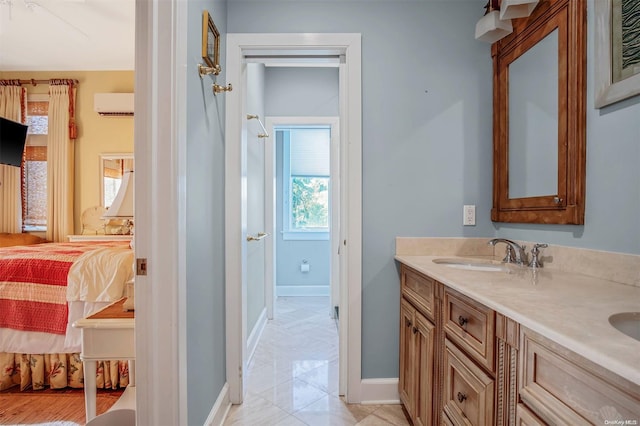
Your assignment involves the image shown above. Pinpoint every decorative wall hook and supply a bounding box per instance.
[213,83,233,95]
[198,63,221,77]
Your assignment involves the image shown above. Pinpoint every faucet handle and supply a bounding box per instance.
[529,243,548,268]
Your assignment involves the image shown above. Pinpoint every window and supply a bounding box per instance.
[22,97,48,232]
[280,126,331,240]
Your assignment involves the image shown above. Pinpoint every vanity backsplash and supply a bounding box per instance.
[396,237,640,288]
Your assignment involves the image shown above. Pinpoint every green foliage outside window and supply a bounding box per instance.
[291,177,329,229]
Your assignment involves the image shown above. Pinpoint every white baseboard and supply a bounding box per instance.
[360,378,400,404]
[204,382,231,426]
[276,285,330,297]
[247,308,267,363]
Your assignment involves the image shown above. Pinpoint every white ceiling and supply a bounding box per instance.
[0,0,135,71]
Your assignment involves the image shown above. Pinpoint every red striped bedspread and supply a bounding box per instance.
[0,241,130,335]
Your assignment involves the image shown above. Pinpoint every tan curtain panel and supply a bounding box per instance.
[0,85,25,233]
[46,84,74,242]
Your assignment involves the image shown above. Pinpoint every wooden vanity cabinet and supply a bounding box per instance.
[399,262,640,425]
[399,264,519,426]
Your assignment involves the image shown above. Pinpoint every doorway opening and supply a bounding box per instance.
[224,33,363,405]
[267,118,340,321]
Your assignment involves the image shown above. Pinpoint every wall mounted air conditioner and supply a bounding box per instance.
[94,93,134,116]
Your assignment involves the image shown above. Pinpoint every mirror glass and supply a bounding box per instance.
[508,29,558,199]
[100,153,134,208]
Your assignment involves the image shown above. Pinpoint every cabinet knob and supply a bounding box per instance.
[457,392,467,403]
[412,326,418,334]
[405,318,412,327]
[457,315,468,327]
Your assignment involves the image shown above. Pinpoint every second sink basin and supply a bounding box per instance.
[432,258,510,272]
[609,312,640,342]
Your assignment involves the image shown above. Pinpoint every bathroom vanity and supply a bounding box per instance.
[395,238,640,425]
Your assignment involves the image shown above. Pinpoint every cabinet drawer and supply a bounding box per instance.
[516,403,545,426]
[520,327,640,425]
[401,266,435,321]
[443,287,495,372]
[443,339,495,426]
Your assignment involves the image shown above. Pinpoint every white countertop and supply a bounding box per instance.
[395,255,640,386]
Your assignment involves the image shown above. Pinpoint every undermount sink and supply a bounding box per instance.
[609,312,640,342]
[432,258,511,272]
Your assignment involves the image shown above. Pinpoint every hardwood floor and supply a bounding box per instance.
[0,387,123,425]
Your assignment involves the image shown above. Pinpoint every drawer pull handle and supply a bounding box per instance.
[457,316,468,327]
[412,326,418,334]
[457,392,467,403]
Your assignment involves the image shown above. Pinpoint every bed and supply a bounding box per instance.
[0,239,134,391]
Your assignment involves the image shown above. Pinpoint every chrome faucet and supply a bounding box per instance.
[487,238,527,266]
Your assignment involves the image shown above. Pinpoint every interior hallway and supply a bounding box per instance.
[224,297,410,425]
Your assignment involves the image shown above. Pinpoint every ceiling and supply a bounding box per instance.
[0,0,135,71]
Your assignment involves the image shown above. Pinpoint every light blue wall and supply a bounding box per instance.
[229,0,494,379]
[185,1,227,424]
[266,67,338,291]
[227,0,640,382]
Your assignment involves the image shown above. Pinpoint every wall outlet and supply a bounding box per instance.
[463,205,476,226]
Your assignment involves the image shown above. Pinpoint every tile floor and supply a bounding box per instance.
[223,297,410,426]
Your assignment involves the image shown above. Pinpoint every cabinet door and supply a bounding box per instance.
[414,311,435,426]
[443,339,495,426]
[399,299,416,416]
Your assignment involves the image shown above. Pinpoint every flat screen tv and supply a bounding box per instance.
[0,116,28,167]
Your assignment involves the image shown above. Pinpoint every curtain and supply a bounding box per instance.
[46,83,75,242]
[0,84,26,233]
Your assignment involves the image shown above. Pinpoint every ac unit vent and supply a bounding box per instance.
[94,93,134,116]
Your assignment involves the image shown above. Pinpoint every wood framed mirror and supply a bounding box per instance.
[491,0,586,224]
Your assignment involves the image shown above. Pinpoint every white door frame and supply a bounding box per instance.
[225,33,362,404]
[134,0,188,424]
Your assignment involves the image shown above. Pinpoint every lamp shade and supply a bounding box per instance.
[500,0,539,20]
[104,170,134,218]
[475,10,513,43]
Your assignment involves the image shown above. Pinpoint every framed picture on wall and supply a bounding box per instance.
[202,10,221,74]
[594,0,640,108]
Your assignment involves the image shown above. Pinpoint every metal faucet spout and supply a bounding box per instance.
[487,238,527,265]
